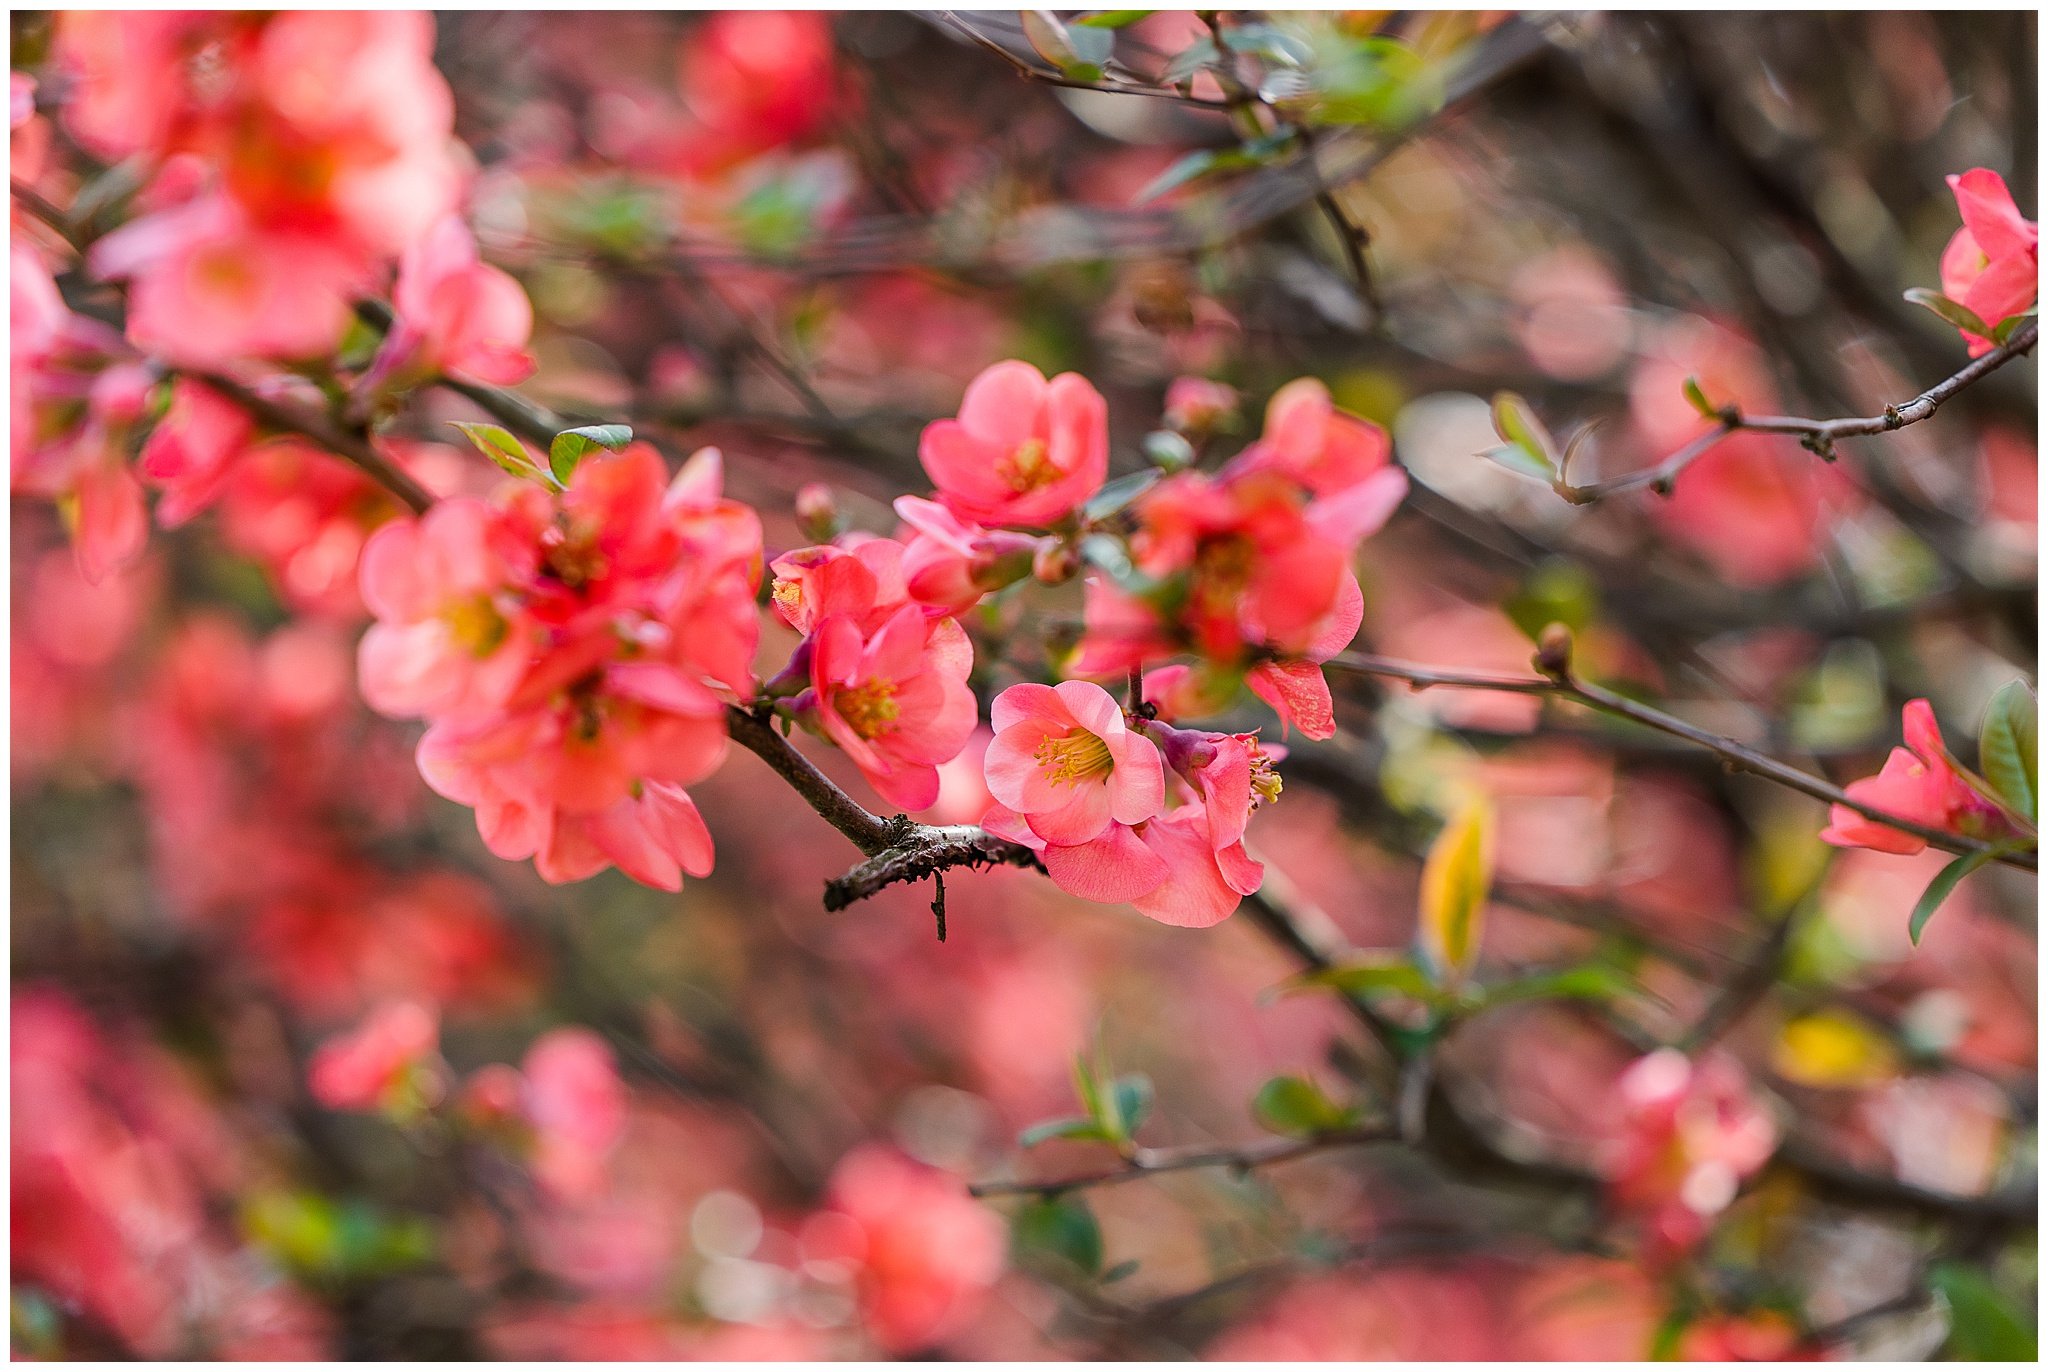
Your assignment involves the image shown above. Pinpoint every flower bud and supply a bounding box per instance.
[795,482,841,543]
[1032,538,1080,585]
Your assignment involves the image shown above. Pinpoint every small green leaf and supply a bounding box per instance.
[1019,1116,1111,1149]
[1282,956,1435,1002]
[1141,430,1195,472]
[1021,9,1112,81]
[1251,1075,1354,1137]
[1159,36,1218,85]
[452,421,548,483]
[1013,1195,1104,1277]
[1904,287,1993,340]
[1473,962,1641,1011]
[1682,375,1717,419]
[1909,849,1993,944]
[1930,1262,2037,1361]
[1978,679,2037,823]
[1489,392,1557,470]
[1074,10,1152,28]
[1136,149,1226,204]
[1071,1053,1106,1131]
[1110,1073,1153,1138]
[548,423,633,484]
[1084,469,1161,520]
[1480,443,1553,482]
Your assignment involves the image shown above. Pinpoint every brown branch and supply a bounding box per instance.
[1326,640,2037,873]
[11,177,87,253]
[969,1123,1399,1198]
[189,372,434,516]
[1561,319,2039,501]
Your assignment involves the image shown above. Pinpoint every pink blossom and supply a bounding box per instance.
[918,360,1108,528]
[306,1001,442,1113]
[770,535,910,636]
[676,10,841,170]
[804,605,978,810]
[1162,375,1238,436]
[893,494,1038,614]
[519,1028,629,1203]
[1939,168,2039,357]
[983,681,1164,846]
[1605,1050,1777,1261]
[134,378,256,526]
[1230,376,1407,504]
[1820,699,2021,855]
[90,194,369,367]
[357,497,534,722]
[372,214,536,387]
[811,1145,1006,1354]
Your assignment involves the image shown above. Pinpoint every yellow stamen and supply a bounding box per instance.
[999,438,1059,493]
[1034,730,1115,786]
[836,680,900,739]
[444,594,508,657]
[1248,743,1283,808]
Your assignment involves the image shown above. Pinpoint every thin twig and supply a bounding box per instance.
[190,372,434,516]
[1326,644,2037,873]
[1561,319,2039,501]
[969,1124,1398,1198]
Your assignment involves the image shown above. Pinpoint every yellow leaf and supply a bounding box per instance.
[1419,792,1494,985]
[1771,1010,1899,1089]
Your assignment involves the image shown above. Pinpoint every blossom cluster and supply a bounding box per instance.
[359,443,762,890]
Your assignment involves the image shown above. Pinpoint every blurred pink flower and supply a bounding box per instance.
[811,1146,1005,1354]
[307,1001,442,1113]
[370,215,536,387]
[1606,1049,1777,1260]
[520,1028,629,1203]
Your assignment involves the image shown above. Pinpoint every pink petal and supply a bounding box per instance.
[1247,660,1338,740]
[1042,824,1171,904]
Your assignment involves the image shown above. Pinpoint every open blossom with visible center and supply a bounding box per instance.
[1605,1050,1777,1261]
[1939,168,2039,357]
[770,535,911,637]
[918,360,1108,528]
[979,681,1257,926]
[358,446,761,890]
[801,604,977,811]
[1820,699,2024,855]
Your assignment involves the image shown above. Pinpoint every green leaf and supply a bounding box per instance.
[1021,9,1112,81]
[1251,1075,1354,1137]
[1217,21,1312,66]
[1159,36,1218,85]
[1489,392,1556,471]
[1083,469,1161,520]
[1141,429,1195,472]
[1283,956,1435,1002]
[1930,1262,2037,1361]
[1480,443,1553,482]
[452,421,548,483]
[1419,793,1494,986]
[1100,1258,1141,1283]
[1019,1116,1111,1149]
[1013,1195,1104,1277]
[1978,679,2037,823]
[1904,287,1993,340]
[1909,849,1994,943]
[1074,10,1152,28]
[1135,131,1296,203]
[548,424,633,484]
[1071,1053,1107,1132]
[1682,375,1717,419]
[1110,1073,1153,1138]
[1473,962,1641,1011]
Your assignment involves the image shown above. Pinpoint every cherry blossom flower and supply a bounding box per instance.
[369,215,536,388]
[802,605,978,810]
[1821,699,2024,855]
[1940,168,2039,357]
[1605,1050,1777,1260]
[306,1001,443,1114]
[808,1146,1005,1354]
[918,360,1109,528]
